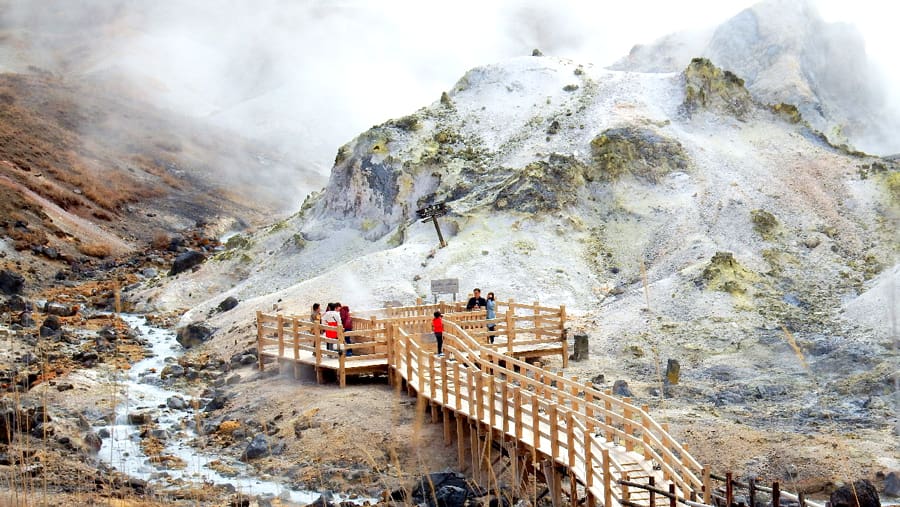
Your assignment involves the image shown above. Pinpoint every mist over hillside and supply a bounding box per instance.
[612,0,900,155]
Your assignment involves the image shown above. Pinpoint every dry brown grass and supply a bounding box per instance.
[150,231,170,250]
[77,242,112,258]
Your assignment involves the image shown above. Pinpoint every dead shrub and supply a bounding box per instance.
[150,231,170,250]
[77,242,112,258]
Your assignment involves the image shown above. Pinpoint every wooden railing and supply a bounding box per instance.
[386,318,708,507]
[256,312,390,385]
[256,303,824,507]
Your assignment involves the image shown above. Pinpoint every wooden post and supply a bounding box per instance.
[533,301,542,343]
[476,373,485,423]
[623,400,634,452]
[441,356,449,407]
[749,477,756,507]
[566,411,576,470]
[532,394,540,461]
[457,415,466,469]
[772,482,780,507]
[584,382,594,420]
[549,404,559,460]
[669,483,677,507]
[471,423,480,482]
[505,304,515,354]
[338,339,346,388]
[584,423,593,490]
[513,386,522,440]
[454,361,462,411]
[702,465,712,505]
[798,492,806,507]
[622,472,630,505]
[277,314,285,358]
[487,375,496,429]
[602,449,612,507]
[726,472,734,507]
[604,390,614,441]
[641,404,652,460]
[256,311,264,371]
[501,379,509,435]
[292,317,300,360]
[649,476,656,507]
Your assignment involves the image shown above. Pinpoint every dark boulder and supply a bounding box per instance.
[241,433,270,460]
[0,270,24,295]
[218,296,239,313]
[41,315,61,331]
[829,479,880,507]
[176,323,213,349]
[169,250,206,276]
[17,311,34,327]
[84,431,102,453]
[612,380,633,397]
[885,471,900,497]
[204,395,228,412]
[5,296,28,312]
[127,412,152,425]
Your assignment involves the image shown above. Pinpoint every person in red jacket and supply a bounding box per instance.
[339,304,353,356]
[432,311,444,356]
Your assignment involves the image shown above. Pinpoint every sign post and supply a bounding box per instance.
[416,201,450,248]
[431,278,459,303]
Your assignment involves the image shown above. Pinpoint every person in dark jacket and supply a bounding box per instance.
[466,288,487,311]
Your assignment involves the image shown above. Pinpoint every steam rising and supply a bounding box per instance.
[1,0,897,207]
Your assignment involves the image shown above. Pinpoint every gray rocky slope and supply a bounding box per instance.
[137,51,899,482]
[611,0,900,156]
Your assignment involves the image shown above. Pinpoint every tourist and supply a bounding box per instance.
[322,303,342,352]
[486,292,497,344]
[432,311,444,356]
[310,303,322,324]
[466,288,487,311]
[340,304,353,356]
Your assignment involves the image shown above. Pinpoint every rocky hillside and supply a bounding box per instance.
[136,52,899,487]
[611,0,900,156]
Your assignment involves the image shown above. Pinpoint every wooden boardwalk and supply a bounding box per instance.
[255,302,824,507]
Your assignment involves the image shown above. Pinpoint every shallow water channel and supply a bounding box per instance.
[96,314,333,504]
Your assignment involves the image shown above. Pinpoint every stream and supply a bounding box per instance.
[95,314,336,505]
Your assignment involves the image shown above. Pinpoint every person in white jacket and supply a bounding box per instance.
[321,302,342,352]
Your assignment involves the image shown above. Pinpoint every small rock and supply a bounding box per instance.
[42,315,61,331]
[226,374,241,386]
[44,302,77,317]
[56,383,74,392]
[16,311,34,327]
[590,373,605,385]
[97,428,110,439]
[218,296,239,313]
[0,270,25,295]
[884,471,900,497]
[204,395,228,412]
[802,237,821,249]
[166,396,187,410]
[532,48,543,56]
[240,354,257,365]
[127,412,152,425]
[241,433,270,461]
[83,431,102,453]
[665,359,680,385]
[161,364,185,378]
[141,268,158,278]
[5,295,28,312]
[612,380,633,397]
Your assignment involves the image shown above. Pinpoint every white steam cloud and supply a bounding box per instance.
[1,0,897,206]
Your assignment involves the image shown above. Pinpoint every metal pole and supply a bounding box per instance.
[432,217,447,248]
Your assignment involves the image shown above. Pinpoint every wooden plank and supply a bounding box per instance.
[277,314,285,358]
[256,311,265,371]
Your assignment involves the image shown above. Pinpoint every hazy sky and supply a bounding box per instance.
[4,0,898,181]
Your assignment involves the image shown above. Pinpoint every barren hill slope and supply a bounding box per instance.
[136,54,900,486]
